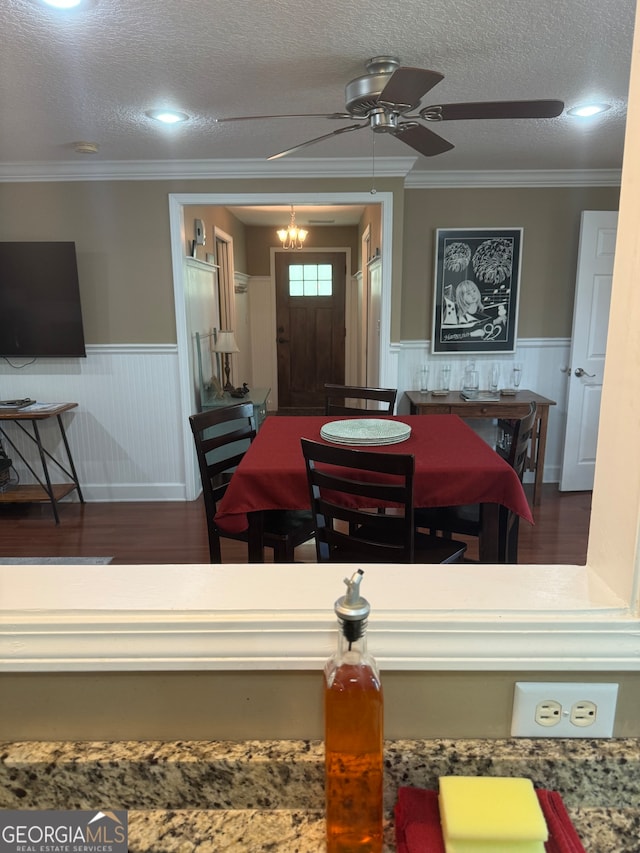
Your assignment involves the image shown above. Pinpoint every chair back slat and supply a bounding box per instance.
[188,403,255,561]
[190,403,255,504]
[189,403,315,564]
[324,383,397,415]
[495,401,537,561]
[496,401,537,481]
[301,437,416,563]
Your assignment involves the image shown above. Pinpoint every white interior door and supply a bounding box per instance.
[560,210,618,491]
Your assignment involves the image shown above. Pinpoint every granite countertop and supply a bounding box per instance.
[126,808,640,852]
[2,738,639,852]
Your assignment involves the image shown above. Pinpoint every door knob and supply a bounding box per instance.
[574,367,596,378]
[277,337,290,344]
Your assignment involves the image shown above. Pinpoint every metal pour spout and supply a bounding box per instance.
[334,569,370,623]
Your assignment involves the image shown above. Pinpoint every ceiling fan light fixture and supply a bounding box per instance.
[146,109,189,125]
[277,206,308,250]
[567,103,611,118]
[219,56,565,161]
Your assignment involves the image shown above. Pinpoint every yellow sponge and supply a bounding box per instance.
[442,841,545,853]
[439,776,548,851]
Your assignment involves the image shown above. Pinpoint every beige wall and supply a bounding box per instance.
[0,177,404,343]
[402,186,620,340]
[185,204,248,273]
[2,670,639,741]
[178,198,382,280]
[0,180,617,347]
[0,181,179,344]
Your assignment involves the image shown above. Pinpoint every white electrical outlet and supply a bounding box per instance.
[534,699,562,727]
[511,682,618,737]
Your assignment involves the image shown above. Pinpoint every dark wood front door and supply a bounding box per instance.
[276,251,346,410]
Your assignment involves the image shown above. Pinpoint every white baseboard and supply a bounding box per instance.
[79,483,191,502]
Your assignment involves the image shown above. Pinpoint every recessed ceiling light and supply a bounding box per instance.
[146,109,189,125]
[41,0,83,7]
[567,103,611,117]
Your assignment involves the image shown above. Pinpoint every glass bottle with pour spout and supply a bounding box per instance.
[324,569,384,852]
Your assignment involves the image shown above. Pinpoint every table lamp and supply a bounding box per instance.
[212,330,240,392]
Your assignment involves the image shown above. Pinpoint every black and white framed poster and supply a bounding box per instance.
[431,227,523,354]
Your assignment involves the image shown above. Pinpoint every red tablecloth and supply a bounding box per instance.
[215,415,533,535]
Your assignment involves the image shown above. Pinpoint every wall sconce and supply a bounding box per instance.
[212,330,240,392]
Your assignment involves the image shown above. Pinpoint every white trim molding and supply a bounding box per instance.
[405,169,622,188]
[0,157,417,183]
[0,160,620,188]
[0,562,634,672]
[234,271,250,293]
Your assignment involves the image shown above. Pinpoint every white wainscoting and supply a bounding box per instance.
[0,345,186,502]
[245,276,277,410]
[0,338,570,504]
[394,338,571,484]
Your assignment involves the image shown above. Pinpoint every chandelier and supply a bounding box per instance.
[277,205,308,250]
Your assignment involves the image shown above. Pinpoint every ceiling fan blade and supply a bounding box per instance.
[267,123,368,160]
[378,67,444,109]
[392,123,454,157]
[216,112,355,123]
[422,99,565,121]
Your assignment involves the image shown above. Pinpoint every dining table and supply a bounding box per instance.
[214,414,534,563]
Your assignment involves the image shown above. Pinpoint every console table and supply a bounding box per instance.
[405,389,555,506]
[0,402,83,523]
[200,387,271,431]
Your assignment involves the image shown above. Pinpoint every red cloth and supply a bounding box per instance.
[536,789,588,853]
[394,787,586,853]
[215,415,533,534]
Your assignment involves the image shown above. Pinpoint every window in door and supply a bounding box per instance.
[288,263,333,297]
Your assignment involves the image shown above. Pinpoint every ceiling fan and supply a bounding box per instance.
[216,56,564,160]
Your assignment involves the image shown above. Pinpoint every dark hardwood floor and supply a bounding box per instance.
[0,483,591,565]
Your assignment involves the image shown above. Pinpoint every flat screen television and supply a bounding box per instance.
[0,241,86,358]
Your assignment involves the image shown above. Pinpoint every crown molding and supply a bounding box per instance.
[0,158,621,188]
[0,156,416,182]
[405,168,622,188]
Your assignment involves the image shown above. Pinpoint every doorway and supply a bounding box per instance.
[275,251,346,411]
[560,210,618,491]
[168,191,394,500]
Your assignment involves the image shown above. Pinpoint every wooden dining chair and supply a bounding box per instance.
[300,438,466,564]
[494,401,537,562]
[414,402,537,563]
[189,403,315,563]
[324,383,397,416]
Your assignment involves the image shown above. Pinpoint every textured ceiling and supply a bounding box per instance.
[1,0,635,177]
